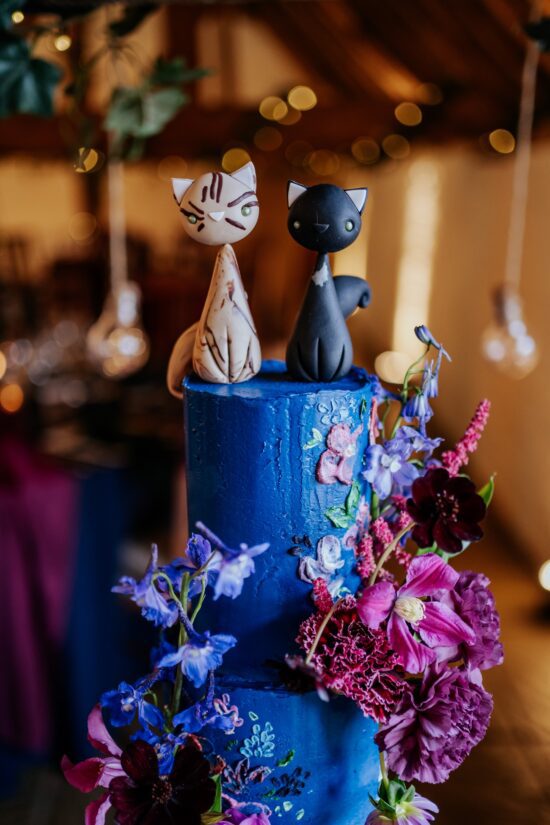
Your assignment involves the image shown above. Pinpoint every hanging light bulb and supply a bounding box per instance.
[481,285,538,378]
[87,160,149,379]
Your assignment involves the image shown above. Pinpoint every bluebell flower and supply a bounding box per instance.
[393,425,442,456]
[112,545,179,628]
[173,689,242,736]
[414,324,451,361]
[100,678,164,730]
[364,438,419,499]
[402,391,433,423]
[195,522,269,600]
[158,629,237,687]
[187,534,212,568]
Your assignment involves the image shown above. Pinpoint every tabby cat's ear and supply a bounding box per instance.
[287,180,307,209]
[230,162,257,191]
[345,188,368,214]
[172,178,193,204]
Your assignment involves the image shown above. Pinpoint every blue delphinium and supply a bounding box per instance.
[101,677,164,730]
[158,628,237,688]
[132,729,186,774]
[112,544,179,628]
[393,425,442,457]
[402,391,433,424]
[196,522,269,600]
[364,438,419,499]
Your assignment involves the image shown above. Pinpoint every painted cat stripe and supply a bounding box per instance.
[201,186,207,203]
[216,173,223,203]
[210,173,217,200]
[225,217,246,230]
[189,201,204,214]
[227,191,256,207]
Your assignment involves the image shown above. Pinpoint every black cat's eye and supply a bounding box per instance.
[345,219,354,232]
[293,220,301,229]
[241,205,251,217]
[187,214,198,225]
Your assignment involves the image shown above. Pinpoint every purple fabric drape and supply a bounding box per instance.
[0,438,78,753]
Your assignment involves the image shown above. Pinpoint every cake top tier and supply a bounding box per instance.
[184,359,373,398]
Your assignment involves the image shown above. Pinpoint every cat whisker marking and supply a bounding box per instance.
[225,218,246,230]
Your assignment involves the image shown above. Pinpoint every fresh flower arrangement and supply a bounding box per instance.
[62,527,270,825]
[285,325,502,824]
[63,325,502,825]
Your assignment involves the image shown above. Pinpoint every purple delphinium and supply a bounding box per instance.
[393,426,442,458]
[196,522,269,600]
[112,544,179,628]
[376,664,493,784]
[158,629,237,687]
[173,692,242,736]
[364,438,419,500]
[218,810,271,825]
[100,678,164,730]
[437,570,504,671]
[402,392,433,425]
[357,553,475,674]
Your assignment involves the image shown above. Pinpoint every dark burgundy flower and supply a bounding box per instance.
[406,467,486,555]
[109,740,215,825]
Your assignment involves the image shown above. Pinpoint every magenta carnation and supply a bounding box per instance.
[376,664,493,784]
[438,570,503,671]
[297,598,410,722]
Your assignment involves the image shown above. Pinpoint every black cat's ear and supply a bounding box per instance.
[345,188,368,214]
[287,180,308,209]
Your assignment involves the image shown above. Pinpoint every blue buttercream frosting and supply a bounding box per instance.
[183,360,379,824]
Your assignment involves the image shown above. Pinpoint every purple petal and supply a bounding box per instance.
[419,602,476,648]
[400,553,459,598]
[85,793,112,825]
[87,705,122,757]
[388,613,436,674]
[357,581,396,628]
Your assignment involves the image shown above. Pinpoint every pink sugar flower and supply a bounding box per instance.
[218,808,271,825]
[357,554,475,673]
[316,423,363,485]
[62,705,125,825]
[442,399,491,476]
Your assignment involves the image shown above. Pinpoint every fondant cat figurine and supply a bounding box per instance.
[285,181,371,382]
[167,162,261,395]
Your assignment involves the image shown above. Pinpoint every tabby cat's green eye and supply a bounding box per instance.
[345,220,354,231]
[241,205,252,217]
[187,214,198,224]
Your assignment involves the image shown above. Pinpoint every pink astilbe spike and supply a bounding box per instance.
[442,400,491,477]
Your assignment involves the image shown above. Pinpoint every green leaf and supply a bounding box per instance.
[325,506,353,529]
[150,56,209,86]
[360,397,368,417]
[304,427,323,450]
[108,3,158,38]
[207,774,223,815]
[277,749,295,767]
[478,475,495,507]
[105,86,187,139]
[345,481,361,515]
[0,33,62,117]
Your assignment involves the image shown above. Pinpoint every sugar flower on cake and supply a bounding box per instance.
[406,467,487,555]
[366,779,438,825]
[112,544,180,628]
[435,570,503,671]
[109,740,216,825]
[357,554,475,674]
[218,808,272,825]
[158,628,237,687]
[316,422,363,485]
[100,678,164,730]
[298,534,346,594]
[61,705,125,825]
[376,664,493,784]
[173,688,243,735]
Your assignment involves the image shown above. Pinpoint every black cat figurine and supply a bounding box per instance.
[285,181,371,382]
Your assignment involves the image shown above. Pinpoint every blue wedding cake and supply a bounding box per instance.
[182,360,380,825]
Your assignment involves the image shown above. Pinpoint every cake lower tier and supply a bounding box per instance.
[208,673,379,825]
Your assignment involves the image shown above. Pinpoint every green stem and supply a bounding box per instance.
[171,573,190,718]
[368,524,412,586]
[401,345,430,398]
[379,749,389,791]
[190,576,207,625]
[305,598,344,665]
[370,491,380,521]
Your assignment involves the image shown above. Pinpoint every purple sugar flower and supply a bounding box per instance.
[158,629,236,687]
[437,570,504,671]
[100,679,164,730]
[376,664,493,783]
[364,438,419,500]
[357,553,475,673]
[196,523,269,600]
[218,809,271,825]
[112,545,179,628]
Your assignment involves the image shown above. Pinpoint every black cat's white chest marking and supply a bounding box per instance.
[312,258,330,286]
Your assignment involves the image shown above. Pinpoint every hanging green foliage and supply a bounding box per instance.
[0,30,62,117]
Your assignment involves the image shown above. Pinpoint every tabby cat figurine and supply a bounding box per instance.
[285,181,371,383]
[167,162,261,395]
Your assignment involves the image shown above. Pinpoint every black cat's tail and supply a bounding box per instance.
[334,275,371,319]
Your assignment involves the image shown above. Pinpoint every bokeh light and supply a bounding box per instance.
[307,149,340,176]
[68,212,98,243]
[221,148,252,172]
[259,96,288,121]
[287,86,317,111]
[54,34,72,52]
[351,137,380,165]
[11,10,25,24]
[0,352,6,381]
[0,384,24,414]
[416,82,443,105]
[285,141,313,167]
[538,560,550,591]
[374,350,412,384]
[382,134,411,160]
[74,147,104,174]
[488,129,516,154]
[277,108,302,126]
[254,127,283,151]
[395,102,423,127]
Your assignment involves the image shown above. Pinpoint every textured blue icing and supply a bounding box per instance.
[183,360,376,670]
[207,675,379,825]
